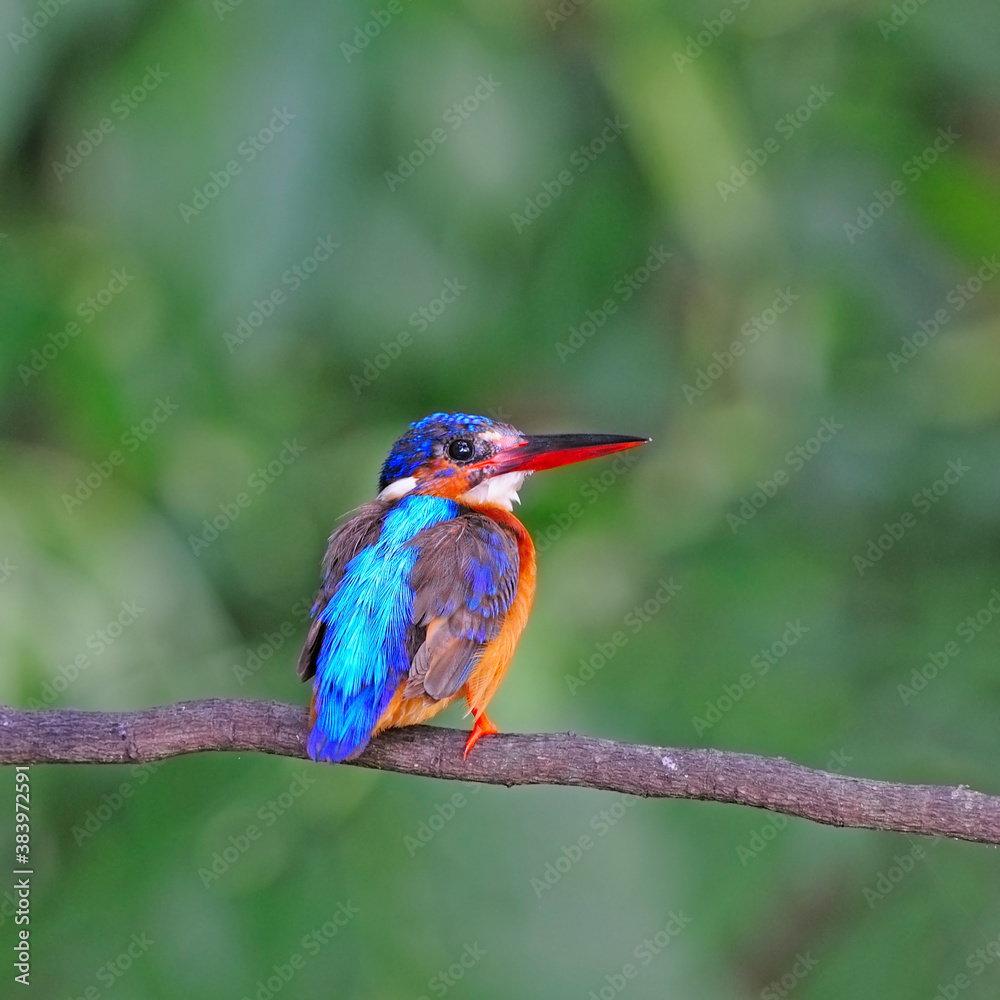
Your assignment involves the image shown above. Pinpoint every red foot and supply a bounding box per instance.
[464,710,499,757]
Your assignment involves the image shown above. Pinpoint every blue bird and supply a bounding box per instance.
[298,412,649,762]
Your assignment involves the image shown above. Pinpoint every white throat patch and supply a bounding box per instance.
[377,477,417,502]
[458,471,530,511]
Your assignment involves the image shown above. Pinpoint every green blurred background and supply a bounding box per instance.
[3,0,1000,995]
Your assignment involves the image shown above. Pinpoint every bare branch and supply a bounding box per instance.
[1,699,997,845]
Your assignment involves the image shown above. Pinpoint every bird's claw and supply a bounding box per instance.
[464,710,499,757]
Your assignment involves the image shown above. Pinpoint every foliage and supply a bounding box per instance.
[2,0,1000,995]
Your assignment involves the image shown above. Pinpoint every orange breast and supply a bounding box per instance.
[463,505,536,713]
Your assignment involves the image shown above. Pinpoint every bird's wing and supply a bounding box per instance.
[303,494,464,761]
[296,501,386,682]
[403,511,521,701]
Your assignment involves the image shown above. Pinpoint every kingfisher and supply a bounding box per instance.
[297,412,649,762]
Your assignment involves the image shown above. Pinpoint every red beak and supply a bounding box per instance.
[484,432,650,475]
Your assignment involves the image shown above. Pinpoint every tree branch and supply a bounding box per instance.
[1,698,997,845]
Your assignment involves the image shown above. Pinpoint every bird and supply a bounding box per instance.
[297,412,649,762]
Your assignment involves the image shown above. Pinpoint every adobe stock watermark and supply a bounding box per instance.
[198,770,318,888]
[726,417,842,533]
[843,127,959,243]
[17,268,135,385]
[385,76,500,191]
[717,86,834,201]
[511,117,628,233]
[61,397,179,513]
[0,558,18,585]
[737,749,853,865]
[692,619,810,735]
[232,599,312,686]
[340,0,412,62]
[887,255,999,372]
[0,877,32,933]
[70,762,165,846]
[238,905,359,1000]
[672,0,751,71]
[853,459,970,575]
[416,944,487,1000]
[67,933,155,997]
[404,784,483,857]
[932,927,1000,1000]
[350,278,466,393]
[760,952,820,1000]
[897,586,1000,704]
[878,0,934,39]
[565,578,683,695]
[530,795,640,898]
[544,0,589,29]
[12,764,31,987]
[555,246,673,361]
[52,66,168,181]
[682,287,799,403]
[8,0,72,53]
[188,439,306,556]
[212,0,247,19]
[178,107,297,223]
[862,836,940,908]
[223,235,339,353]
[585,912,694,1000]
[534,448,643,554]
[27,600,145,709]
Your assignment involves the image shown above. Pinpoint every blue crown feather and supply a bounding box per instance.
[378,412,494,491]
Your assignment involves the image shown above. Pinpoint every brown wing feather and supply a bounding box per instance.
[296,501,388,681]
[402,512,520,701]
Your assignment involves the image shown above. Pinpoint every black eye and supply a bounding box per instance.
[448,439,475,462]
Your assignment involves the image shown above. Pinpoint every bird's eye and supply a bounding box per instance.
[448,439,475,462]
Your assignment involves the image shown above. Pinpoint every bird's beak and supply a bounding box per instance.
[480,432,651,475]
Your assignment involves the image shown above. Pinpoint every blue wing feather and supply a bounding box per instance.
[308,495,459,761]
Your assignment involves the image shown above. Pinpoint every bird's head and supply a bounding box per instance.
[377,412,650,510]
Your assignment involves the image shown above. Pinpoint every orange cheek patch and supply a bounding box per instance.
[412,459,480,500]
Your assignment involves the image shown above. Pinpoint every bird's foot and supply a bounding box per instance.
[464,710,498,757]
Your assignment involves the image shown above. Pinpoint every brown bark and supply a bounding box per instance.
[2,699,997,845]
